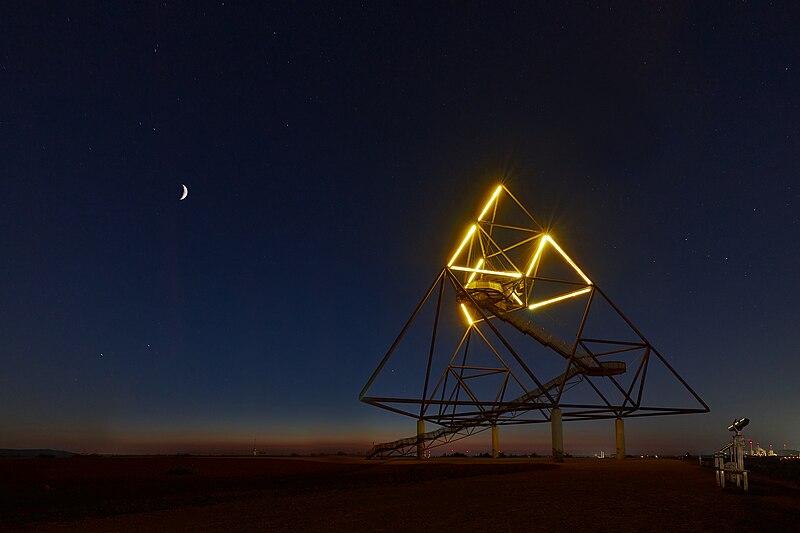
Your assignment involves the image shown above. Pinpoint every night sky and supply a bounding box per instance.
[2,2,798,455]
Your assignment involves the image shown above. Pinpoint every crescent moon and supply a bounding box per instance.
[180,184,189,201]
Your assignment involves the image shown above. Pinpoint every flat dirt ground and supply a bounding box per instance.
[2,456,798,532]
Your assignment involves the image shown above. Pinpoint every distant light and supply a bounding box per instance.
[529,287,592,310]
[477,185,503,221]
[448,225,477,266]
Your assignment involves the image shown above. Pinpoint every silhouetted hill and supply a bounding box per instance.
[0,449,76,457]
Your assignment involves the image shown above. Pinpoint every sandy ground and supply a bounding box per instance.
[2,456,798,532]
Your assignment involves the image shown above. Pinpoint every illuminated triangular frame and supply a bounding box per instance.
[360,185,709,458]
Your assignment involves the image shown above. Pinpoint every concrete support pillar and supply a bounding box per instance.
[615,417,625,460]
[551,408,564,462]
[416,419,425,460]
[491,425,499,459]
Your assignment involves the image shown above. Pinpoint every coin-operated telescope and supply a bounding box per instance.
[716,416,749,491]
[727,418,749,433]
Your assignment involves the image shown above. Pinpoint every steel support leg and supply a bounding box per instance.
[551,408,564,462]
[416,419,425,460]
[491,425,499,459]
[615,418,625,460]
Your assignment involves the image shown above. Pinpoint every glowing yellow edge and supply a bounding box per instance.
[466,258,485,284]
[525,235,548,276]
[528,287,592,310]
[460,303,473,325]
[511,292,523,305]
[477,185,503,221]
[450,266,522,279]
[544,236,592,285]
[447,225,477,267]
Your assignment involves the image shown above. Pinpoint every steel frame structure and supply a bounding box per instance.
[360,185,709,458]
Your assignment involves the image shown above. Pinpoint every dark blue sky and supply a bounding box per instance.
[1,2,798,455]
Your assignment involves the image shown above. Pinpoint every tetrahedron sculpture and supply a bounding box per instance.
[360,185,708,458]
